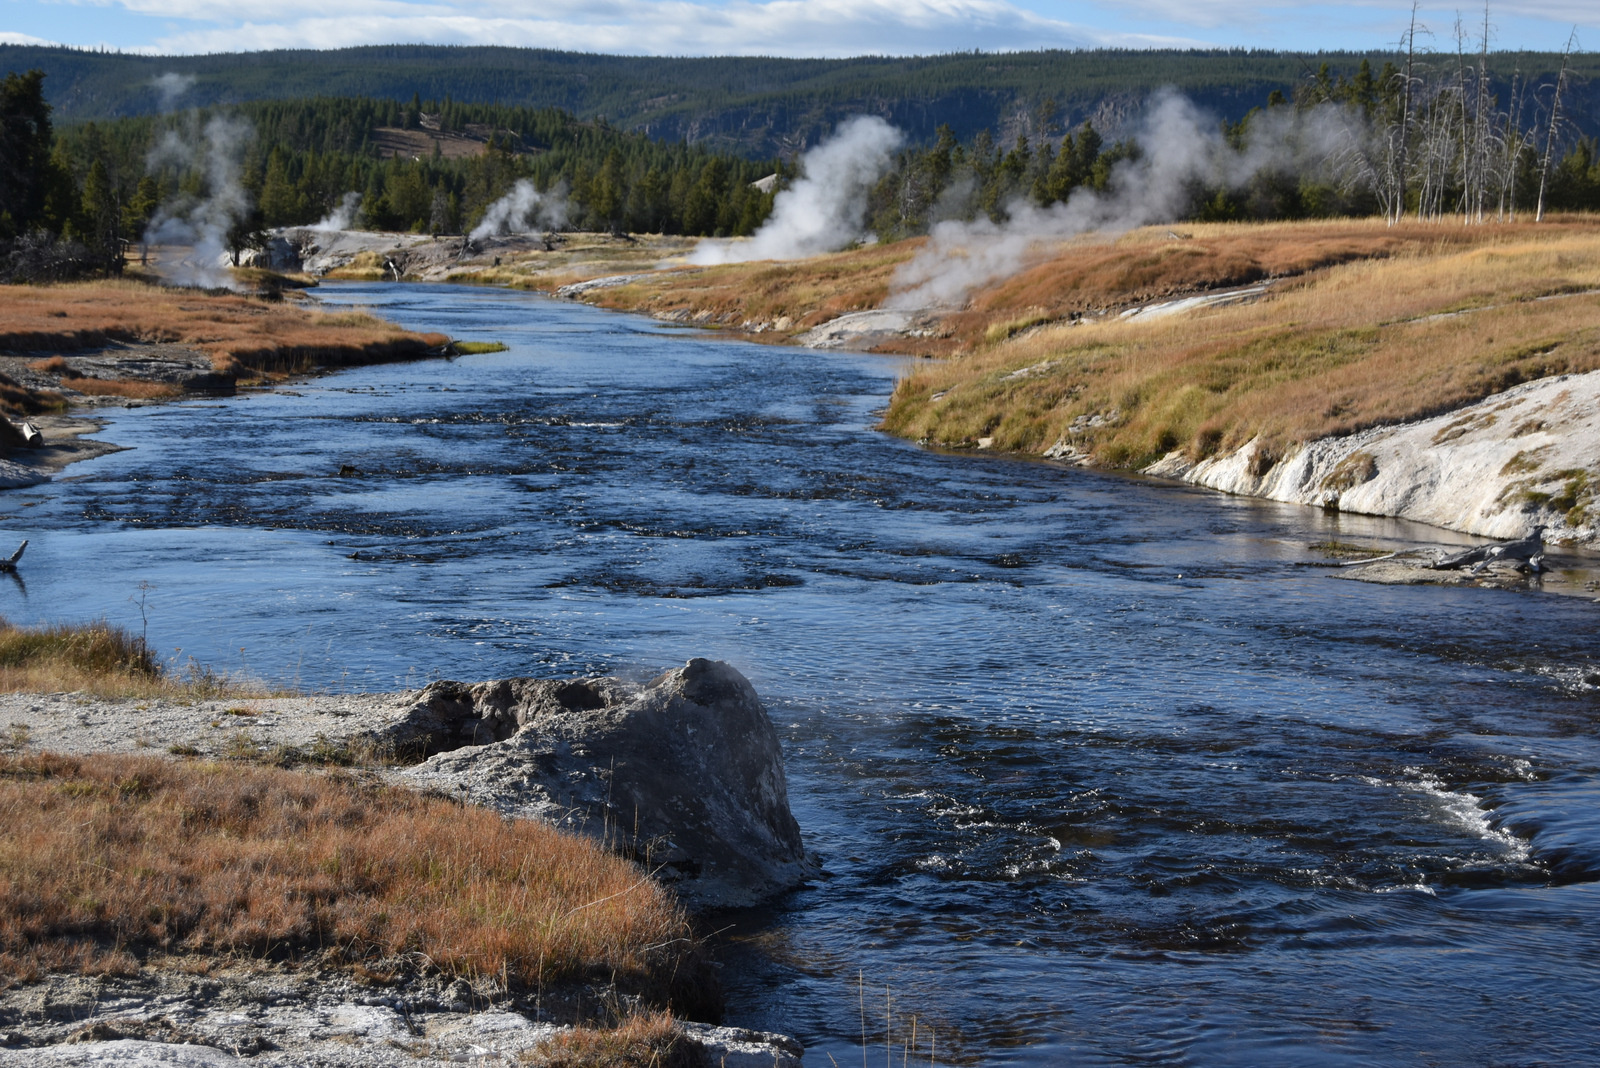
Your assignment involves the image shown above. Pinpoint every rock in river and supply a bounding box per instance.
[378,658,813,910]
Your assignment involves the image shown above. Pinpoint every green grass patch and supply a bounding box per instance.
[448,340,510,355]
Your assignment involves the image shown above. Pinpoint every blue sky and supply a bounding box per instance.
[0,0,1591,57]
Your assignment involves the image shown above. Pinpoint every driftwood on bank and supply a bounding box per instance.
[1430,526,1546,573]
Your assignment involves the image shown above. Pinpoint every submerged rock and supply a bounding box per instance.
[381,659,813,909]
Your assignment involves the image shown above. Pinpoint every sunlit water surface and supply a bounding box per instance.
[6,283,1599,1065]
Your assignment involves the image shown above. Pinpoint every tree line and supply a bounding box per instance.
[8,42,1600,159]
[2,74,781,280]
[5,49,1600,284]
[858,50,1600,242]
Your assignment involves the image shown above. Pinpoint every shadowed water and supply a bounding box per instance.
[5,283,1598,1065]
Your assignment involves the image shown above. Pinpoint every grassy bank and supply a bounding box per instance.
[0,278,448,388]
[579,240,920,336]
[0,750,715,1017]
[883,218,1600,467]
[0,617,254,699]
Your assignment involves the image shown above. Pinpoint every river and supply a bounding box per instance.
[6,282,1599,1065]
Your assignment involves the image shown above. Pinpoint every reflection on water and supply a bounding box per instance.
[6,283,1599,1064]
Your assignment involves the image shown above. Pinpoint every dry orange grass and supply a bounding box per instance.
[21,355,181,401]
[64,378,183,400]
[917,216,1537,356]
[0,751,714,1015]
[884,218,1600,467]
[0,280,447,379]
[584,241,921,335]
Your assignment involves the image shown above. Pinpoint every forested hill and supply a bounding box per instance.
[8,44,1600,156]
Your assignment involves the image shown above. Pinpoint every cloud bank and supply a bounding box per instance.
[37,0,1192,56]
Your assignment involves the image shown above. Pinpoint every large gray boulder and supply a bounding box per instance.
[379,659,812,910]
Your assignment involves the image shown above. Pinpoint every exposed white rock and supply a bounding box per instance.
[277,228,434,276]
[0,966,802,1066]
[1142,369,1600,546]
[796,308,915,349]
[1117,282,1270,322]
[554,274,649,297]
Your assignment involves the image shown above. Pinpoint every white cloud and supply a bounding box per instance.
[0,31,62,45]
[100,0,1196,55]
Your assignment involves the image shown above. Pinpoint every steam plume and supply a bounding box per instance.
[142,116,254,290]
[469,180,567,242]
[150,72,195,111]
[312,192,362,232]
[691,115,904,265]
[888,91,1352,309]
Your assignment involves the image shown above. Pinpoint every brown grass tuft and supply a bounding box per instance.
[0,752,716,1015]
[27,356,71,375]
[0,617,253,699]
[529,1011,707,1067]
[64,378,183,400]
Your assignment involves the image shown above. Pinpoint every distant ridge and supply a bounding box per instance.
[4,44,1598,157]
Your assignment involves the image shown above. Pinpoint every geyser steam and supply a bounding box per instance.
[142,115,255,290]
[691,115,905,265]
[312,192,362,232]
[469,180,567,242]
[150,72,195,111]
[888,90,1352,309]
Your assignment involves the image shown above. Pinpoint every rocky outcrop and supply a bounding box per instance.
[795,308,942,350]
[384,659,813,910]
[1142,369,1600,547]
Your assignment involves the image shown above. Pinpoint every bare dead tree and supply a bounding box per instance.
[1535,28,1578,223]
[1471,2,1494,223]
[1393,3,1424,224]
[1497,63,1536,221]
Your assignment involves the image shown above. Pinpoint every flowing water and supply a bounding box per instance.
[6,282,1599,1065]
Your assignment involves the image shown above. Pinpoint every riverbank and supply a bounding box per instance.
[0,277,452,486]
[512,216,1600,554]
[0,618,807,1066]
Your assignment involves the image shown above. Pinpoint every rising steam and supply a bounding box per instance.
[312,192,362,231]
[469,180,567,242]
[142,116,255,290]
[150,72,195,111]
[888,91,1352,309]
[691,115,905,265]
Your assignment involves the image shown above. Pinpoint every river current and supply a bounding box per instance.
[6,282,1599,1065]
